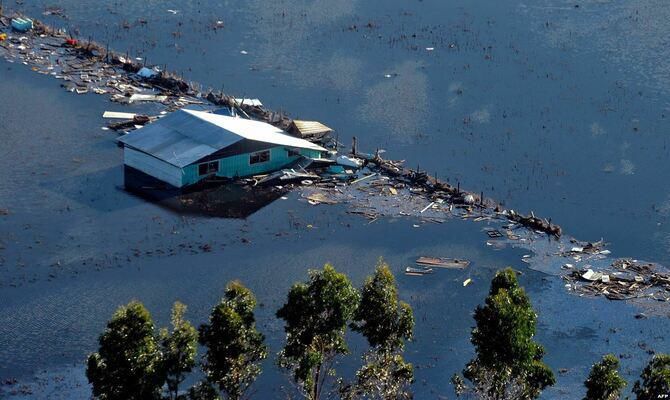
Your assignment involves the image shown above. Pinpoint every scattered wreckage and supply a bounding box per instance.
[2,10,668,312]
[564,256,670,303]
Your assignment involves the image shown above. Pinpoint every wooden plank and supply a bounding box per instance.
[103,111,137,119]
[416,257,470,269]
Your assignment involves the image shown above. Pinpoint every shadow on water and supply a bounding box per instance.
[124,166,286,218]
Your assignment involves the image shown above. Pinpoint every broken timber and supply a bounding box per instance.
[0,10,562,239]
[365,153,563,237]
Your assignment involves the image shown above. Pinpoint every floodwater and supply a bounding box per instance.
[1,0,669,398]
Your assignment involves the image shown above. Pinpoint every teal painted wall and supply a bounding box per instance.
[182,147,322,186]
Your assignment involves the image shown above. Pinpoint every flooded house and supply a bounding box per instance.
[118,109,328,190]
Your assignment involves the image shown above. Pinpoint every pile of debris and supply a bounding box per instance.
[365,152,562,237]
[0,10,564,240]
[0,11,296,135]
[564,258,670,302]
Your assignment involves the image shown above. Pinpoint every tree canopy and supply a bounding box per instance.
[160,302,199,400]
[199,281,268,400]
[583,354,626,400]
[276,264,360,400]
[633,354,670,400]
[352,260,414,352]
[457,268,555,400]
[86,301,165,400]
[347,260,415,400]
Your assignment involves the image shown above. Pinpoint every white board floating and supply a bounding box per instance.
[103,111,137,119]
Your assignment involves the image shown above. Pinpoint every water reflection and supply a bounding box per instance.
[244,0,361,90]
[125,168,286,218]
[360,61,429,143]
[522,0,670,98]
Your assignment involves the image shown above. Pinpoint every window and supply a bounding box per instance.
[250,150,270,165]
[198,161,219,176]
[287,148,301,157]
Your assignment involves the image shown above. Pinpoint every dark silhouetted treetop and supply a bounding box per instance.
[276,264,359,400]
[86,301,164,400]
[199,281,267,400]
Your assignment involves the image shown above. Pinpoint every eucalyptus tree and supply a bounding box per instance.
[453,268,555,400]
[633,354,670,400]
[160,301,198,400]
[276,264,360,400]
[583,354,626,400]
[199,281,267,400]
[86,301,164,400]
[348,260,415,399]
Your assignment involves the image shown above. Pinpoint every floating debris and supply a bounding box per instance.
[303,192,338,205]
[486,229,504,238]
[10,17,32,32]
[405,266,434,276]
[565,258,670,302]
[416,257,470,269]
[102,111,137,120]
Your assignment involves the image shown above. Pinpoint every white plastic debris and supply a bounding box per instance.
[336,155,363,168]
[137,67,158,79]
[581,269,602,282]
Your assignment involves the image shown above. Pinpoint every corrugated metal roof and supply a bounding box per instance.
[292,120,333,137]
[119,109,327,168]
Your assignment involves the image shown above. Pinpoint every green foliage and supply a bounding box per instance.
[583,354,626,400]
[199,281,268,400]
[276,264,360,400]
[633,354,670,400]
[352,260,414,352]
[86,301,164,400]
[458,268,555,400]
[160,302,199,400]
[345,260,415,399]
[343,348,414,400]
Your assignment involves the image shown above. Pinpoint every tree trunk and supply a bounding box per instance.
[313,363,321,400]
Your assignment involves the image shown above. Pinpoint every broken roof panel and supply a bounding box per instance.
[291,120,333,137]
[234,98,263,107]
[119,109,327,168]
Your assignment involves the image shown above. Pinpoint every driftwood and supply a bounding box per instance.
[367,154,562,237]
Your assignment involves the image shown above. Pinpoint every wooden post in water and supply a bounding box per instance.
[352,136,357,155]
